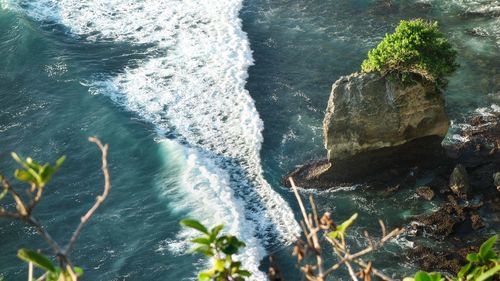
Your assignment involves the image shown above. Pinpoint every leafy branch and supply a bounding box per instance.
[180,219,251,281]
[0,137,110,281]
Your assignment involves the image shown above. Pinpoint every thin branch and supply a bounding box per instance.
[353,259,395,281]
[309,195,319,229]
[35,272,48,281]
[379,219,386,238]
[345,261,359,281]
[25,217,62,256]
[28,262,33,281]
[2,177,28,216]
[0,208,21,219]
[289,178,312,230]
[64,137,110,255]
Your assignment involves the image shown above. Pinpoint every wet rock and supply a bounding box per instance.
[409,245,464,273]
[412,195,469,239]
[470,214,485,230]
[449,164,470,199]
[408,245,479,274]
[416,186,435,200]
[494,172,500,191]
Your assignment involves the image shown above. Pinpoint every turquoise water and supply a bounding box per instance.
[1,0,498,280]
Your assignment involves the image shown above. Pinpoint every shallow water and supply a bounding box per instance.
[0,0,499,280]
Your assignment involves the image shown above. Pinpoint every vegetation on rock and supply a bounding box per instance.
[361,19,458,83]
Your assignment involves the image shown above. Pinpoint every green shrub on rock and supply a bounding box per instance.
[361,19,458,83]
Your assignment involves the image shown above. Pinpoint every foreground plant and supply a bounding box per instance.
[456,234,500,281]
[0,137,110,281]
[288,177,404,281]
[180,219,251,281]
[361,19,458,84]
[405,234,500,281]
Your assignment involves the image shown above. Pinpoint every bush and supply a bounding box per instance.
[361,19,458,83]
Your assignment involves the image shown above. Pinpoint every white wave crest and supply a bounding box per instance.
[6,0,301,278]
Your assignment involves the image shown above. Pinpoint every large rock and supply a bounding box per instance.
[324,72,450,162]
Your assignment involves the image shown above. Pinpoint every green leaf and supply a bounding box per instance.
[337,213,358,233]
[237,270,251,277]
[14,169,34,182]
[17,249,56,273]
[467,253,480,263]
[210,224,224,241]
[479,235,498,261]
[476,264,500,281]
[39,165,56,184]
[327,230,340,239]
[55,156,66,169]
[458,263,471,278]
[73,266,84,277]
[414,271,431,281]
[327,213,358,240]
[198,271,214,281]
[214,259,225,271]
[428,272,442,281]
[218,236,245,255]
[192,245,214,257]
[191,237,211,245]
[180,219,209,235]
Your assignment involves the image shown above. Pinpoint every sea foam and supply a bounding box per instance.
[6,0,301,279]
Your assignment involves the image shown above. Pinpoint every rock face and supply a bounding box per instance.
[323,72,450,162]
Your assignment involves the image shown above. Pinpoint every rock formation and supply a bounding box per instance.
[323,72,449,162]
[286,71,451,187]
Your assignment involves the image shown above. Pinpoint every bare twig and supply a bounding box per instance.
[28,262,33,281]
[64,137,110,255]
[25,217,63,256]
[288,177,403,281]
[345,261,359,281]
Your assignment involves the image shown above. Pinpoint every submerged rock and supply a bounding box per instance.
[449,164,470,199]
[416,186,435,201]
[323,72,449,162]
[470,214,485,230]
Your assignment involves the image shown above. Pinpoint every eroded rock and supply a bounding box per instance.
[323,72,449,162]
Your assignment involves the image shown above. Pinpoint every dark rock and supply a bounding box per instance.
[449,164,470,199]
[408,245,478,274]
[416,186,435,200]
[494,172,500,191]
[409,246,464,273]
[284,136,448,188]
[470,214,485,230]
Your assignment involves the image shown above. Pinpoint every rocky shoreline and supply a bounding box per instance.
[282,66,499,274]
[285,112,499,274]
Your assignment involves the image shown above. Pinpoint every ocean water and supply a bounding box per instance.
[0,0,498,280]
